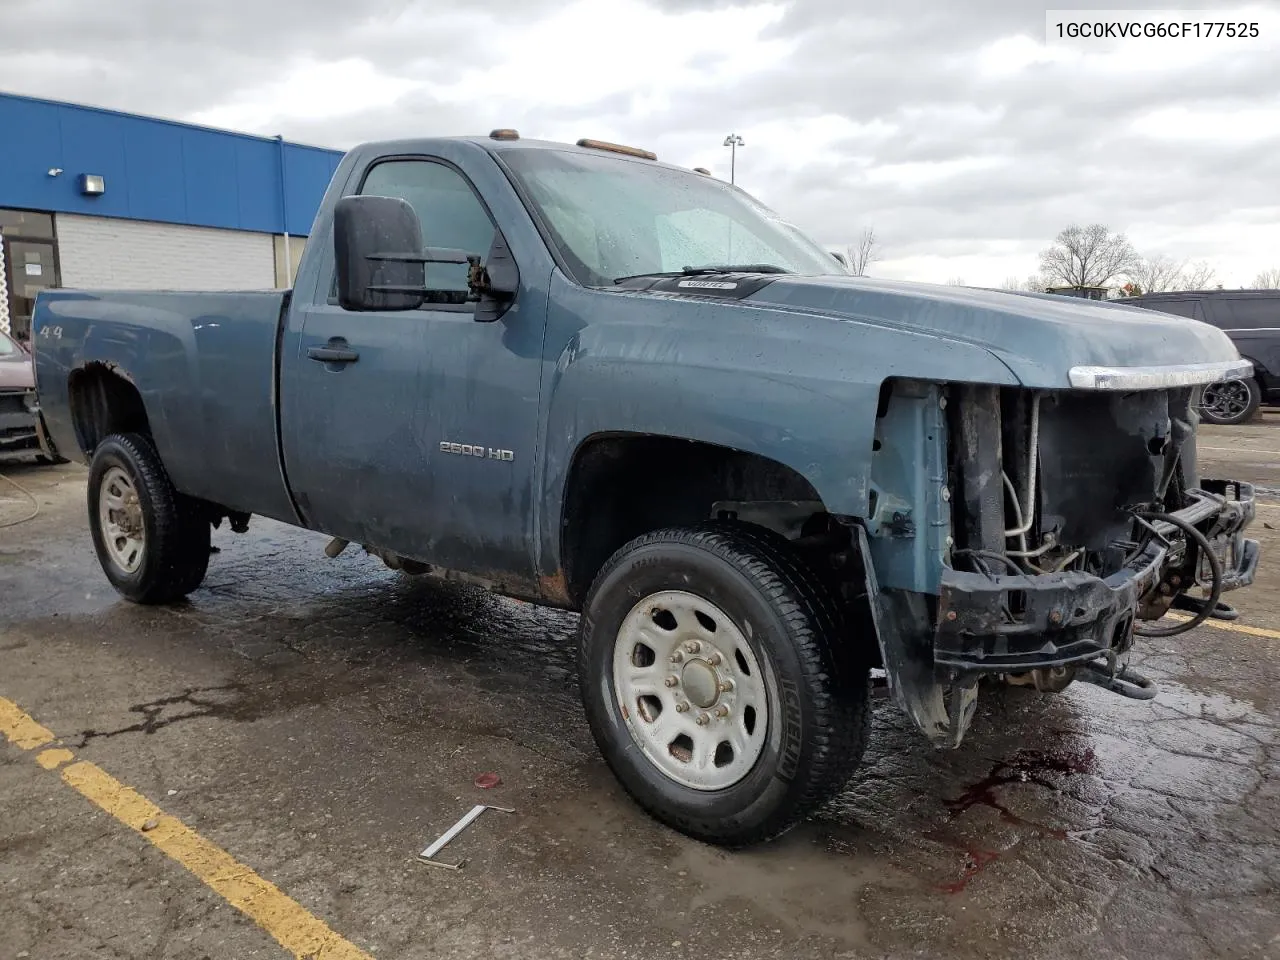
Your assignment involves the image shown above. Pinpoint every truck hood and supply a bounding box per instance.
[746,276,1243,389]
[0,353,35,391]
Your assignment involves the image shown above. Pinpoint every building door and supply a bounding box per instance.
[0,210,60,343]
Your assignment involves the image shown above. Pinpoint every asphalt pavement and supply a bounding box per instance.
[1,418,1277,960]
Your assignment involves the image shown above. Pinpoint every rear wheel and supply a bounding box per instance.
[1199,377,1261,425]
[87,433,210,604]
[578,522,871,847]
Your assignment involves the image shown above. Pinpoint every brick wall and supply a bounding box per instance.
[56,214,276,290]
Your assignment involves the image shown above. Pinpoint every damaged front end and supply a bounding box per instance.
[859,370,1259,748]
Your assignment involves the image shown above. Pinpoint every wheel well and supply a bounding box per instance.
[561,434,831,605]
[68,364,151,455]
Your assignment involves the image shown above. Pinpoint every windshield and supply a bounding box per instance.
[500,148,845,286]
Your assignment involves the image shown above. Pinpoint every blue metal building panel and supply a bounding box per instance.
[183,128,241,228]
[124,123,187,223]
[0,97,64,205]
[58,107,131,218]
[235,138,282,234]
[283,145,347,236]
[0,92,345,236]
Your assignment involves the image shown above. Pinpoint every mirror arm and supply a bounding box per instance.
[368,284,433,294]
[367,247,475,265]
[360,235,516,310]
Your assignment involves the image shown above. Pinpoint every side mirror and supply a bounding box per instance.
[334,195,427,312]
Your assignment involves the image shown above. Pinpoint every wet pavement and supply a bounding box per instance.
[1,418,1278,960]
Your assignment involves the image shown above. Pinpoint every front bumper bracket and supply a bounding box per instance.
[933,480,1258,673]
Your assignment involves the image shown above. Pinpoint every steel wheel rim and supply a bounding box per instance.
[1201,379,1251,420]
[98,466,145,574]
[612,590,768,791]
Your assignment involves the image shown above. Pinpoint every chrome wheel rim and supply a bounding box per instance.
[1201,379,1251,421]
[612,590,768,791]
[98,466,145,573]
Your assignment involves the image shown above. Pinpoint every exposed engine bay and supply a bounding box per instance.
[860,378,1259,747]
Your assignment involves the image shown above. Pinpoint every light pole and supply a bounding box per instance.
[723,133,744,184]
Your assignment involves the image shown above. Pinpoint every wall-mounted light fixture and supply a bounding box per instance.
[47,167,63,177]
[78,173,106,196]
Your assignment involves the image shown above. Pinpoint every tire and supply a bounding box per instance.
[578,521,871,847]
[87,433,211,604]
[1199,377,1261,425]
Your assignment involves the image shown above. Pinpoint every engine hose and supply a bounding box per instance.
[1133,511,1224,638]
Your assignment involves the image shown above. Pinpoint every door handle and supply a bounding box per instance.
[307,341,359,364]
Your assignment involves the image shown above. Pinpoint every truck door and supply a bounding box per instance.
[279,155,545,586]
[1208,296,1280,391]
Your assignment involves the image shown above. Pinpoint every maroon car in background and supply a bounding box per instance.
[1,329,48,459]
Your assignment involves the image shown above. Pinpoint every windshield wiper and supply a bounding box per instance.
[683,263,792,275]
[613,264,793,284]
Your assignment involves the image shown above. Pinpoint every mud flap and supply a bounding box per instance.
[855,525,978,748]
[35,409,67,462]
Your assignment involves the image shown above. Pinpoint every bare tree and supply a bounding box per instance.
[945,276,966,287]
[1180,260,1218,290]
[844,228,879,277]
[1127,255,1218,294]
[1126,254,1182,295]
[1254,267,1280,289]
[1001,274,1047,293]
[1038,224,1139,288]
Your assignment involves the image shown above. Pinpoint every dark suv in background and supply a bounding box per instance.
[1122,290,1280,424]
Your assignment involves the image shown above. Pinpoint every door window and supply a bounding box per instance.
[2,237,60,342]
[0,210,55,240]
[357,159,496,304]
[1219,298,1280,330]
[1144,299,1205,322]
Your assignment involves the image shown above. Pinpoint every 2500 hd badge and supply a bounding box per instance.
[440,441,515,462]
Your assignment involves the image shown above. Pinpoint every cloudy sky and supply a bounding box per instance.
[2,0,1278,286]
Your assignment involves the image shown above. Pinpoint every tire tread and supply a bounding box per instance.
[580,520,871,846]
[88,432,210,604]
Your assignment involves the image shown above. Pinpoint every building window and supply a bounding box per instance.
[0,209,60,341]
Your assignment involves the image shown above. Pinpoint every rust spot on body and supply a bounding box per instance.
[539,571,573,607]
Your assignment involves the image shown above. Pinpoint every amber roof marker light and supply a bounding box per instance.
[489,129,521,140]
[576,138,658,161]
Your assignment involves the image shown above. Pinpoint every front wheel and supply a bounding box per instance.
[1199,377,1261,425]
[578,522,871,847]
[87,433,211,604]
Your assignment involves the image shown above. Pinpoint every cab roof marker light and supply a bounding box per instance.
[576,138,657,161]
[489,129,520,140]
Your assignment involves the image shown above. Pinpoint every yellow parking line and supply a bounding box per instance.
[1165,612,1280,641]
[0,697,56,750]
[0,695,373,960]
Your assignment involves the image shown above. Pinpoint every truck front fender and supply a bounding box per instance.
[535,275,1019,585]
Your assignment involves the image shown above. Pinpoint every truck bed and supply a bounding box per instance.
[33,289,297,524]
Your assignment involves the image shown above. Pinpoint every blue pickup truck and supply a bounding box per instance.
[31,131,1259,846]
